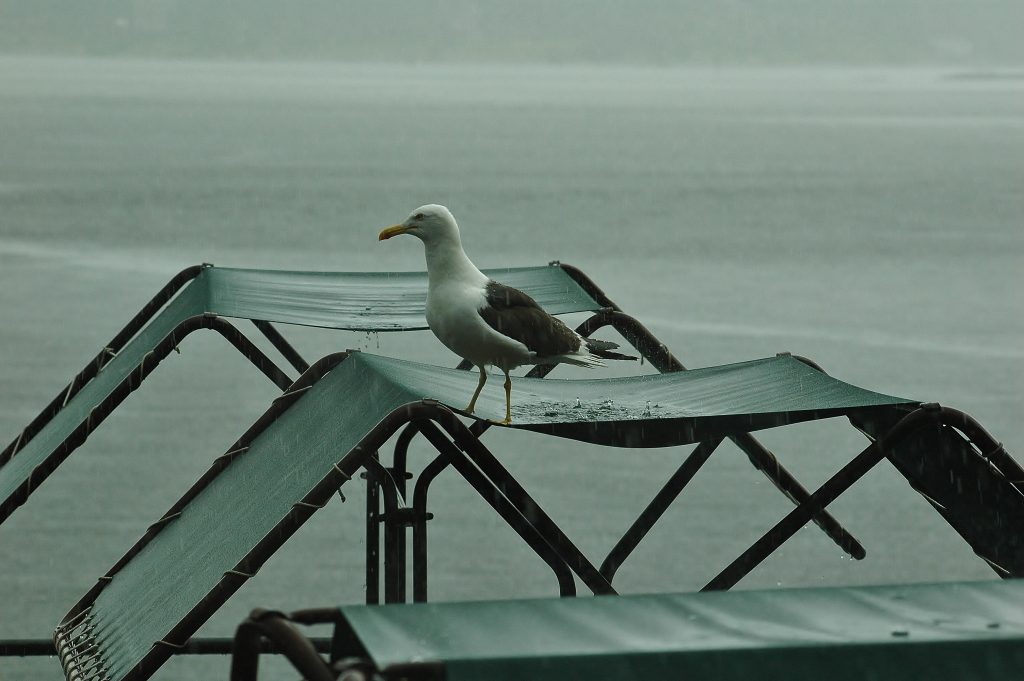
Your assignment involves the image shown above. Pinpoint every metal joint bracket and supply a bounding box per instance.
[984,442,1007,460]
[332,463,353,481]
[379,508,433,526]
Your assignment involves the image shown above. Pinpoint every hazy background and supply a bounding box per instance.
[1,3,1023,680]
[2,1,1024,65]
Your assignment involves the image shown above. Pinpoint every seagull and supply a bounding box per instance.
[378,204,635,424]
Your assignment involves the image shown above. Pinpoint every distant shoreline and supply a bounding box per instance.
[1,51,1023,75]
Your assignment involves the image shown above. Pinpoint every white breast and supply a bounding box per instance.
[426,281,533,369]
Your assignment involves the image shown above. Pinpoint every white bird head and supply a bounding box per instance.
[378,204,460,246]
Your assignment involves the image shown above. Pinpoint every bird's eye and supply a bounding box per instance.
[413,213,425,220]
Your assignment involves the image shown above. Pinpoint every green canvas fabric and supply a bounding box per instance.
[0,264,599,518]
[0,282,208,510]
[350,352,916,446]
[338,580,1024,681]
[204,265,600,331]
[59,352,915,681]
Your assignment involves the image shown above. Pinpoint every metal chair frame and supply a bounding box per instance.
[51,349,1021,681]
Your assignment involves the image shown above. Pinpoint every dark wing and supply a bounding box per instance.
[479,280,581,357]
[585,337,636,361]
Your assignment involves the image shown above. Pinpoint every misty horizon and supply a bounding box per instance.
[1,1,1023,67]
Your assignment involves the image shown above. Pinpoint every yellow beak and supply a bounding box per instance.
[378,224,412,241]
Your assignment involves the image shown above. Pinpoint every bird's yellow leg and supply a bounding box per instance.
[466,365,487,414]
[502,370,512,425]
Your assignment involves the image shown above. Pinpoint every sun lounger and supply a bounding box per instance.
[55,350,969,681]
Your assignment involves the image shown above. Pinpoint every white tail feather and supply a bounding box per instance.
[555,351,606,368]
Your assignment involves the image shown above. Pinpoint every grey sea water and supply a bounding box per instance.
[1,57,1022,679]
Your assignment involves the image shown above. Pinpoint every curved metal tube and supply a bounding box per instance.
[413,419,578,598]
[411,452,452,602]
[424,412,614,595]
[364,458,405,603]
[229,609,334,681]
[557,262,621,311]
[940,406,1024,483]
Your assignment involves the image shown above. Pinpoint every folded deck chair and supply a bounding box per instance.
[57,350,1024,681]
[0,263,602,523]
[0,262,865,570]
[231,581,1024,681]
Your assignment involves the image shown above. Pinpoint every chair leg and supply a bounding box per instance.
[702,408,934,591]
[703,440,888,592]
[364,456,380,605]
[600,438,722,583]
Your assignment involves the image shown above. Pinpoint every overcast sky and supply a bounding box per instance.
[1,1,1022,65]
